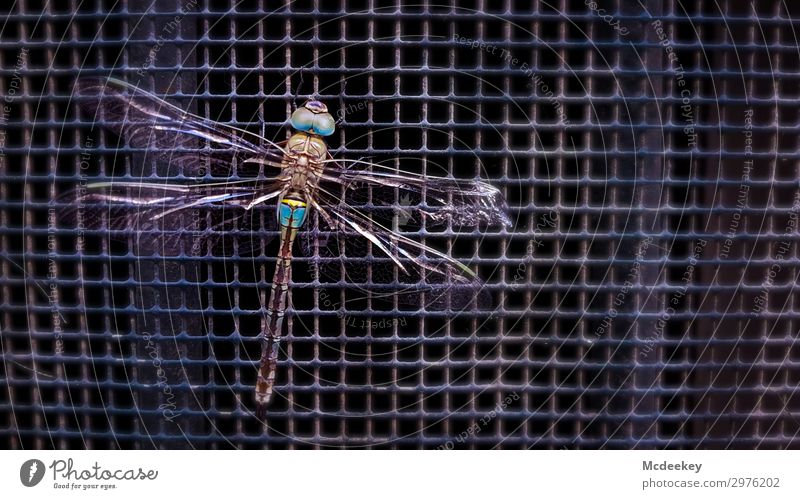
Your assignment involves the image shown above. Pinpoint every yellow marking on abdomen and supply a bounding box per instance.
[282,199,307,208]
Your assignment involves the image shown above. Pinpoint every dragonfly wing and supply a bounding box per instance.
[73,78,286,175]
[318,157,512,229]
[301,188,492,311]
[61,180,285,256]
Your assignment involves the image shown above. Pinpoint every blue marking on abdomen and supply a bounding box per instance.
[278,201,308,229]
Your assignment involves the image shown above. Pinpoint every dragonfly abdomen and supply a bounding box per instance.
[255,247,291,403]
[255,194,307,412]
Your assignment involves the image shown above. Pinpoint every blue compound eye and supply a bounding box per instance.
[290,107,315,131]
[312,113,336,136]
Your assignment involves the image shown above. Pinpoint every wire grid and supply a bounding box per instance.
[1,0,800,449]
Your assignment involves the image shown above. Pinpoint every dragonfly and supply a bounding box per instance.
[69,78,511,417]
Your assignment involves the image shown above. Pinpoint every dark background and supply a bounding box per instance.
[2,0,800,449]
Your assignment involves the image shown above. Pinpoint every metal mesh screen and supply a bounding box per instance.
[2,0,800,449]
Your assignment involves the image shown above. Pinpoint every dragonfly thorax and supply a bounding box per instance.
[286,132,328,161]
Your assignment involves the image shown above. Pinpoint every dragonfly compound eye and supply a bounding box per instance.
[312,112,336,136]
[290,107,315,132]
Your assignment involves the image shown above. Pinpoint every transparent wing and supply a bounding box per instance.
[317,157,513,229]
[73,77,286,175]
[61,180,286,256]
[301,163,509,311]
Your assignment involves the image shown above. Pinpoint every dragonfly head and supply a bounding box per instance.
[290,100,335,137]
